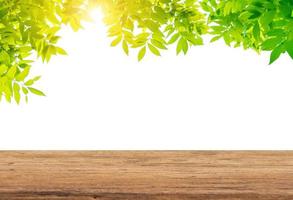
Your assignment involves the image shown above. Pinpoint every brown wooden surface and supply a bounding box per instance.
[0,151,293,199]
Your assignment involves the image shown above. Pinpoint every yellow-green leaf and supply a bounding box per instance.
[28,87,46,96]
[148,44,160,56]
[138,46,146,61]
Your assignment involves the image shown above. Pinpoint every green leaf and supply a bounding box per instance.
[0,64,8,75]
[0,50,10,65]
[168,33,180,44]
[270,44,285,64]
[25,79,35,86]
[4,86,11,103]
[13,83,21,104]
[24,76,41,86]
[56,47,68,55]
[111,35,122,47]
[22,87,28,95]
[262,37,284,51]
[16,67,30,82]
[32,76,41,82]
[260,11,275,28]
[210,35,222,43]
[177,37,188,55]
[6,65,17,79]
[151,39,167,50]
[148,44,161,56]
[286,40,293,59]
[181,38,188,54]
[122,40,129,55]
[186,36,203,46]
[253,23,260,41]
[138,46,146,61]
[176,38,182,55]
[28,87,46,96]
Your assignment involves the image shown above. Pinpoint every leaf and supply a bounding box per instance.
[28,87,46,96]
[145,20,160,32]
[124,18,134,31]
[260,11,275,27]
[6,65,17,79]
[138,46,146,61]
[286,40,293,59]
[201,2,213,12]
[111,35,122,47]
[70,18,82,32]
[50,36,61,44]
[181,38,188,54]
[262,37,284,51]
[122,40,129,55]
[177,37,188,55]
[151,39,167,49]
[270,44,285,64]
[24,76,41,86]
[0,50,10,65]
[253,23,260,41]
[136,32,150,40]
[148,44,161,56]
[16,67,30,82]
[176,38,182,55]
[56,47,68,55]
[25,79,35,86]
[210,35,222,43]
[13,83,21,104]
[168,33,180,44]
[45,46,57,62]
[4,86,11,103]
[33,76,41,82]
[22,87,28,95]
[0,64,8,75]
[186,35,203,46]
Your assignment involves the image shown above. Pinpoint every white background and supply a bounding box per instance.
[1,10,293,150]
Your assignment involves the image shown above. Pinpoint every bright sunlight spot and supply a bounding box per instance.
[89,7,105,28]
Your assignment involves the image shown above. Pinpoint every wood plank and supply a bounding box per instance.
[0,151,293,199]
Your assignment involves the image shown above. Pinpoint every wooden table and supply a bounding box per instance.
[0,151,292,199]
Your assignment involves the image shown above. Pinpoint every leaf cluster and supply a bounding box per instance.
[203,0,293,64]
[0,0,292,103]
[0,0,86,103]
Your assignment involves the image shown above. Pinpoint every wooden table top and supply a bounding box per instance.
[0,151,292,199]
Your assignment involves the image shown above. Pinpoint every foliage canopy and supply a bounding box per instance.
[0,0,292,103]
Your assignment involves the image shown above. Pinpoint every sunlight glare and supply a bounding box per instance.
[89,8,105,28]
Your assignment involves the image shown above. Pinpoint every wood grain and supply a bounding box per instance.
[0,151,293,199]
